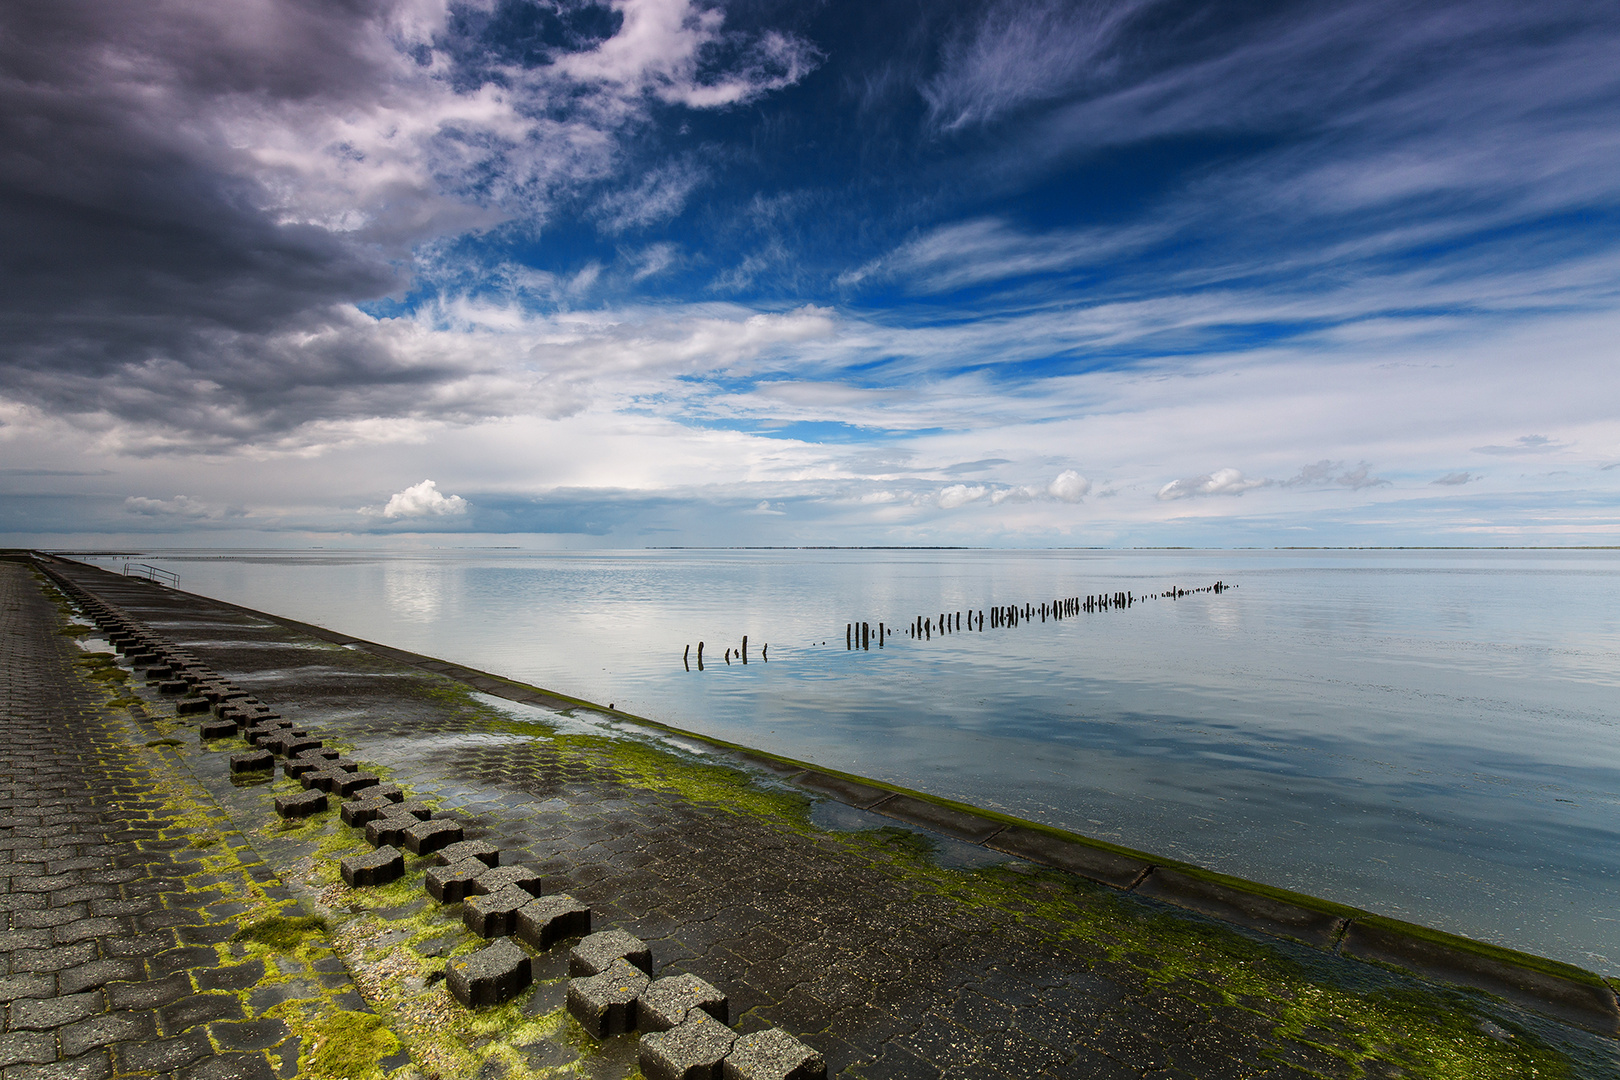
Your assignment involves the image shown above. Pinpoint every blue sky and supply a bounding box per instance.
[2,0,1617,547]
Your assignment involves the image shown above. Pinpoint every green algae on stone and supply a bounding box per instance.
[235,915,332,951]
[307,1008,402,1080]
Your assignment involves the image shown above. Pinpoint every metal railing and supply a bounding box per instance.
[124,562,179,588]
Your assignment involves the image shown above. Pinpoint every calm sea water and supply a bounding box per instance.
[82,548,1620,973]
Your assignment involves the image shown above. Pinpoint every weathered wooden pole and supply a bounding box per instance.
[878,622,885,647]
[697,641,704,669]
[742,635,748,664]
[847,623,852,649]
[762,643,768,660]
[684,644,690,671]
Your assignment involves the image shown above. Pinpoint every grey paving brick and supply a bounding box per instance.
[58,1010,156,1058]
[160,993,244,1033]
[179,1051,277,1080]
[104,973,191,1012]
[0,976,54,1004]
[207,1018,289,1053]
[8,944,96,975]
[0,1033,56,1069]
[9,992,104,1031]
[115,1028,214,1074]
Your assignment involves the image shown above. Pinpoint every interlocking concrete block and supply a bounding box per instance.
[476,865,544,897]
[386,800,433,821]
[567,958,649,1039]
[199,719,237,741]
[425,857,487,903]
[228,750,274,774]
[158,679,190,695]
[570,929,653,977]
[435,839,499,868]
[243,725,279,746]
[341,845,405,888]
[640,1010,737,1080]
[282,756,327,779]
[329,772,380,798]
[176,697,210,715]
[273,790,327,819]
[721,1029,827,1080]
[274,735,321,757]
[302,762,362,791]
[301,767,348,792]
[362,783,404,803]
[447,937,532,1008]
[365,814,415,849]
[516,894,591,950]
[464,885,534,938]
[638,973,728,1032]
[340,796,398,827]
[404,817,463,855]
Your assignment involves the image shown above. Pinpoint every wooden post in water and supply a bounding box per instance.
[762,643,768,660]
[684,644,690,671]
[847,623,852,649]
[697,641,704,670]
[879,622,885,647]
[742,635,748,664]
[725,648,731,665]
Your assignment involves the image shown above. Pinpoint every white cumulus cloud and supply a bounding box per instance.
[1157,468,1265,501]
[1048,469,1090,502]
[937,483,988,509]
[372,479,468,519]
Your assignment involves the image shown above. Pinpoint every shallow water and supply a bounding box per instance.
[81,547,1620,973]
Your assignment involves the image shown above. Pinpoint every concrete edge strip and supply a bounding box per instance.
[36,554,1620,1040]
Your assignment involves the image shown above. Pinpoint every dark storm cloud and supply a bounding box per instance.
[0,0,414,437]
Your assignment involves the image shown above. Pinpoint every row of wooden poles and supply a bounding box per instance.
[685,580,1232,664]
[858,580,1231,646]
[683,638,766,671]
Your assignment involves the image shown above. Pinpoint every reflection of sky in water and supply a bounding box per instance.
[383,559,444,623]
[86,548,1620,973]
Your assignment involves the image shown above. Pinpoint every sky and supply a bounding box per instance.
[2,0,1618,548]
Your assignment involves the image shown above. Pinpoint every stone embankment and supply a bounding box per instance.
[6,553,1618,1080]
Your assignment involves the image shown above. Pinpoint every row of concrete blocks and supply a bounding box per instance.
[326,787,828,1080]
[45,578,239,726]
[45,570,828,1080]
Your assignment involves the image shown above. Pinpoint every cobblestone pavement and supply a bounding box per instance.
[1,561,411,1080]
[17,558,1620,1080]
